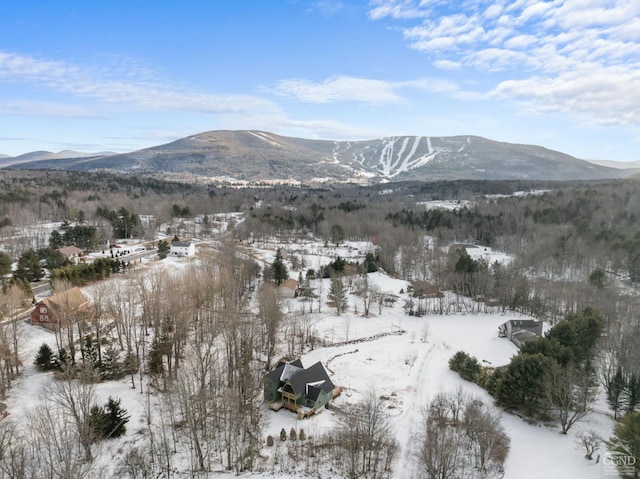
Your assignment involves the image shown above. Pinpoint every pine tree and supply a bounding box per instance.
[34,343,56,371]
[83,335,100,370]
[89,404,107,442]
[90,397,130,440]
[103,396,130,438]
[14,250,43,282]
[272,248,288,286]
[608,412,640,478]
[157,240,170,259]
[623,374,640,414]
[147,339,165,376]
[607,367,627,419]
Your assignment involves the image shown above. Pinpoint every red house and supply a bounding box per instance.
[31,287,91,330]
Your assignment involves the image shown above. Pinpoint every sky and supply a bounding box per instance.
[1,0,639,161]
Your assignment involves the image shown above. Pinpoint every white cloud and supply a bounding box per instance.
[0,51,279,117]
[0,100,106,118]
[504,34,537,49]
[272,76,404,104]
[492,66,640,127]
[368,0,640,128]
[271,74,481,104]
[433,59,462,70]
[368,0,430,20]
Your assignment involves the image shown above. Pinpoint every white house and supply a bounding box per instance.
[170,241,196,258]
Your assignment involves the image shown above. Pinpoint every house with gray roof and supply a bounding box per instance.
[264,359,335,418]
[498,319,543,348]
[170,240,196,257]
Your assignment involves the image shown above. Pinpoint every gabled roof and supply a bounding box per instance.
[40,287,89,311]
[58,245,83,256]
[280,363,303,382]
[171,241,193,247]
[266,359,304,385]
[288,361,334,396]
[265,359,335,400]
[275,358,303,370]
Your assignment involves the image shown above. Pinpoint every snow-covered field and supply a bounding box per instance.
[2,239,618,478]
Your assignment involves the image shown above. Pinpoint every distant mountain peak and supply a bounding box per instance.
[3,130,634,183]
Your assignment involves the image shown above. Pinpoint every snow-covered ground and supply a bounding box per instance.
[2,238,618,478]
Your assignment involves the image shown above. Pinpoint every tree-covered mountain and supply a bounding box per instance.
[5,130,637,183]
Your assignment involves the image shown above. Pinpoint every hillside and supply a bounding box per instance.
[5,130,634,183]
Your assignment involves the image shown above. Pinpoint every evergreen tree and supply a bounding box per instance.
[608,412,640,479]
[83,335,101,370]
[89,397,130,440]
[157,240,170,259]
[14,250,43,282]
[449,350,482,382]
[147,339,165,376]
[49,230,64,249]
[0,252,11,288]
[34,343,57,371]
[623,374,640,415]
[495,352,551,416]
[271,248,288,286]
[102,397,130,438]
[89,404,107,442]
[606,367,628,419]
[363,252,379,273]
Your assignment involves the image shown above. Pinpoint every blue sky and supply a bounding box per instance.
[1,0,639,161]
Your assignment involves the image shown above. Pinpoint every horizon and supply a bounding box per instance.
[2,129,640,166]
[1,1,639,161]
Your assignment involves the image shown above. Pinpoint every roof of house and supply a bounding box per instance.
[280,278,299,290]
[40,287,89,311]
[503,319,541,328]
[288,361,334,396]
[512,329,539,344]
[58,245,83,256]
[171,241,193,247]
[266,358,304,385]
[265,359,334,398]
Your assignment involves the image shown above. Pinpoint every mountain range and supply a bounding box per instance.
[2,130,638,183]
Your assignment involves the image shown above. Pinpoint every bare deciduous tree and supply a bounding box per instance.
[577,429,603,460]
[257,284,282,370]
[544,361,597,434]
[46,366,99,462]
[27,402,96,479]
[335,390,398,479]
[418,391,510,479]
